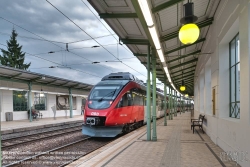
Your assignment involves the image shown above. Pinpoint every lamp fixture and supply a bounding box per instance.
[138,0,154,26]
[149,26,161,50]
[138,0,185,94]
[180,71,185,91]
[180,80,186,91]
[179,0,199,45]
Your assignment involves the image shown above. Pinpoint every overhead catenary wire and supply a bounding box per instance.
[0,16,113,72]
[0,30,115,44]
[46,0,146,78]
[0,43,102,78]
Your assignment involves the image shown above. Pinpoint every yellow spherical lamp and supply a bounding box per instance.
[180,86,186,91]
[179,23,200,45]
[180,80,186,91]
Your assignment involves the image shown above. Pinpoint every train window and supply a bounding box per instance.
[127,93,132,106]
[89,86,121,100]
[117,93,129,108]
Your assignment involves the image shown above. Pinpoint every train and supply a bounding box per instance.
[82,72,174,137]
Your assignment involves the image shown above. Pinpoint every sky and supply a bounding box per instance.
[0,0,171,92]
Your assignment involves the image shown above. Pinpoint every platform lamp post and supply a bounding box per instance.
[146,45,151,141]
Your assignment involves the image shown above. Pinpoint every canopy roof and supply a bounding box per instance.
[0,65,93,91]
[87,0,220,96]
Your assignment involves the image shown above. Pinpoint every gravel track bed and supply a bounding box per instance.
[2,127,82,149]
[10,138,114,167]
[1,122,82,140]
[2,130,86,166]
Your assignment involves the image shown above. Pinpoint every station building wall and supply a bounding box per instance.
[194,0,250,166]
[0,88,86,122]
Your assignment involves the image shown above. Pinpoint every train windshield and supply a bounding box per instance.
[88,85,122,109]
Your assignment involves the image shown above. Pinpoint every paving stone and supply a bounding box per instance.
[67,112,241,167]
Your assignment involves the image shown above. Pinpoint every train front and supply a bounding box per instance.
[82,81,125,137]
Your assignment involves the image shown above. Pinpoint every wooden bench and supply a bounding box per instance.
[191,114,205,134]
[191,114,202,123]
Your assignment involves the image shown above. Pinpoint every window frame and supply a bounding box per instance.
[34,92,47,110]
[229,33,240,118]
[13,90,28,111]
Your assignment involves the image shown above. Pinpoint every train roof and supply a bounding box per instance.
[100,72,164,96]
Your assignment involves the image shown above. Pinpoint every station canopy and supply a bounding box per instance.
[0,65,93,92]
[87,0,220,96]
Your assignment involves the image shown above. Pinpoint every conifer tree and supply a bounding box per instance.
[0,29,31,70]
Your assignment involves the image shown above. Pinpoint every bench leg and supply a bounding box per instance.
[193,126,195,134]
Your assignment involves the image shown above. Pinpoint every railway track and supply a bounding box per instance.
[4,137,115,167]
[2,117,165,167]
[1,126,82,149]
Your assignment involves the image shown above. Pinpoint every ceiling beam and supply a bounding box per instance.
[172,70,194,79]
[9,73,22,79]
[47,80,57,85]
[167,50,201,63]
[173,73,195,81]
[59,81,70,86]
[99,13,137,18]
[152,0,183,13]
[176,79,194,85]
[134,53,147,57]
[169,58,198,70]
[160,18,213,42]
[121,39,149,45]
[142,62,160,65]
[170,65,196,75]
[165,38,205,55]
[30,77,42,82]
[174,75,194,82]
[70,83,80,88]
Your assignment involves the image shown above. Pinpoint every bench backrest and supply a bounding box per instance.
[199,115,205,125]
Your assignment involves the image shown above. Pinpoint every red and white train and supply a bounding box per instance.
[82,72,169,137]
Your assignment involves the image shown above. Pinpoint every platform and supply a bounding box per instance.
[1,115,84,134]
[67,112,238,167]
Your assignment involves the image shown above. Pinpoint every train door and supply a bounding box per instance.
[115,91,133,124]
[131,88,144,122]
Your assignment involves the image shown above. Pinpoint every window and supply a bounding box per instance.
[229,33,240,118]
[117,92,129,108]
[13,90,28,111]
[34,92,47,110]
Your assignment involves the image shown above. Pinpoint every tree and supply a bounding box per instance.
[0,29,31,70]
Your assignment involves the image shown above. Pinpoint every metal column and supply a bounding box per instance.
[69,88,73,118]
[164,78,167,126]
[179,94,182,115]
[146,45,151,141]
[152,49,157,141]
[168,86,171,120]
[175,91,177,116]
[28,82,32,122]
[170,87,173,120]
